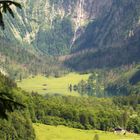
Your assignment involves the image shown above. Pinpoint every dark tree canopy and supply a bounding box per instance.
[0,0,21,29]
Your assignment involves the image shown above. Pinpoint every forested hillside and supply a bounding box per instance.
[0,38,67,79]
[25,93,140,134]
[106,65,140,96]
[1,0,140,76]
[0,73,35,140]
[1,69,140,140]
[72,65,140,97]
[65,0,140,71]
[65,40,140,71]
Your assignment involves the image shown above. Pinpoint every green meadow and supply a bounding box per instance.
[33,123,140,140]
[17,73,90,96]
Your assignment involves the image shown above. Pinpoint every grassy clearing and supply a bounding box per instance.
[33,123,140,140]
[17,73,90,96]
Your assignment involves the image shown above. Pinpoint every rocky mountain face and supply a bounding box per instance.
[73,0,140,52]
[0,0,112,55]
[1,0,140,72]
[64,0,140,71]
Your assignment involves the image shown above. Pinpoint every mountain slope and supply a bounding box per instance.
[73,0,140,52]
[0,73,35,140]
[65,35,140,71]
[1,0,140,72]
[0,38,65,79]
[65,0,140,71]
[106,65,140,96]
[0,0,112,55]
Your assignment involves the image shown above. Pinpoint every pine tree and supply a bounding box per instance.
[0,1,21,29]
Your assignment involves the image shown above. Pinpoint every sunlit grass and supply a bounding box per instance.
[17,73,90,96]
[33,123,140,140]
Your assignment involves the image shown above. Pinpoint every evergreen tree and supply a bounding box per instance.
[0,0,21,29]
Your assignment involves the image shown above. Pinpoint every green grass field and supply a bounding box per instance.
[33,123,140,140]
[17,73,90,96]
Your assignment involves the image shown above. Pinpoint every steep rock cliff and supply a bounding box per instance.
[74,0,140,52]
[0,0,112,55]
[65,0,140,71]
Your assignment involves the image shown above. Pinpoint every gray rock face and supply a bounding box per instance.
[73,0,140,52]
[0,0,112,55]
[2,0,140,56]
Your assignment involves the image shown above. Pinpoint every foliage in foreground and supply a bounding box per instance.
[1,67,140,140]
[0,73,35,140]
[0,0,21,29]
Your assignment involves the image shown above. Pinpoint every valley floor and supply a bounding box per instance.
[17,73,90,95]
[33,123,140,140]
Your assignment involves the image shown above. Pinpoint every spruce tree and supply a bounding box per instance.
[0,0,21,29]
